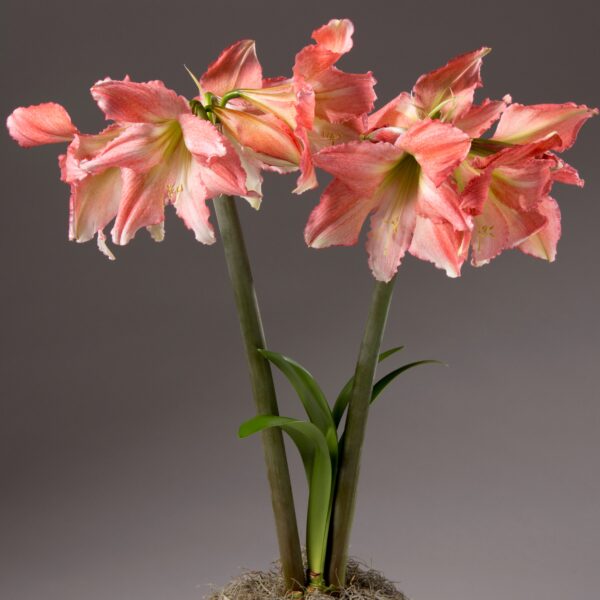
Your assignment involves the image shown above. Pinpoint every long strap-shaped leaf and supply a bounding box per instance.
[371,360,444,402]
[259,349,338,461]
[332,346,404,427]
[240,415,333,582]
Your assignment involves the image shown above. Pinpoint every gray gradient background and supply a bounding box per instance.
[1,1,599,599]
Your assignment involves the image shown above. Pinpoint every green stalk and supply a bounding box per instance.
[213,195,305,592]
[326,278,396,587]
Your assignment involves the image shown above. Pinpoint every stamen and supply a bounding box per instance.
[166,183,184,202]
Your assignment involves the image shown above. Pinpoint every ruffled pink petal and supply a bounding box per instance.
[397,119,471,186]
[294,45,338,81]
[69,168,122,243]
[493,103,598,151]
[199,155,248,198]
[194,132,248,200]
[470,196,546,266]
[308,117,364,152]
[238,80,314,130]
[368,127,405,144]
[111,167,168,245]
[518,196,561,261]
[293,127,318,194]
[225,136,265,208]
[304,179,376,248]
[460,165,492,215]
[294,19,354,81]
[470,196,509,266]
[312,140,403,192]
[311,18,354,55]
[409,217,470,277]
[171,159,216,244]
[472,134,561,170]
[96,230,116,260]
[454,97,510,137]
[213,107,301,168]
[462,156,552,220]
[200,40,263,97]
[488,160,553,212]
[416,175,472,231]
[293,19,354,81]
[178,113,227,159]
[60,125,124,183]
[80,123,167,174]
[91,78,189,123]
[413,47,491,119]
[550,157,584,187]
[367,92,419,131]
[366,175,419,282]
[7,102,77,147]
[311,67,377,123]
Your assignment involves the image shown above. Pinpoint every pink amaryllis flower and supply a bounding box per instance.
[303,47,504,282]
[193,38,318,195]
[305,46,597,280]
[7,82,250,255]
[204,19,376,192]
[305,118,472,282]
[226,19,376,135]
[372,46,597,266]
[459,101,598,264]
[83,78,249,246]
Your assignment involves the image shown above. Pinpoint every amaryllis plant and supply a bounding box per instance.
[7,17,596,595]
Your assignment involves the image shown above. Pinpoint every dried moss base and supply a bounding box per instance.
[207,558,407,599]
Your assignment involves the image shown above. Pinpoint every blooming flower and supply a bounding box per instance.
[83,78,249,246]
[458,102,598,264]
[206,19,376,192]
[305,118,472,281]
[195,38,317,195]
[305,45,597,279]
[7,80,250,256]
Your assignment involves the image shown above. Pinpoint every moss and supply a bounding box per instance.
[208,558,407,600]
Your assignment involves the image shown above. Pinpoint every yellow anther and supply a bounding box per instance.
[166,183,184,201]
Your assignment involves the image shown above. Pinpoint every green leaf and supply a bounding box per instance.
[239,415,333,577]
[258,349,337,460]
[371,360,444,402]
[378,346,405,361]
[332,346,405,427]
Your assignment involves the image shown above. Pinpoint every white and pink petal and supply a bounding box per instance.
[111,167,169,245]
[409,217,470,277]
[69,168,122,244]
[200,39,263,97]
[518,196,561,261]
[454,96,510,137]
[311,67,377,123]
[412,47,491,118]
[493,102,598,150]
[91,78,189,123]
[313,140,403,192]
[304,179,375,248]
[397,119,471,186]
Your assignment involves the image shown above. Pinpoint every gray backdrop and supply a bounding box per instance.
[1,1,598,599]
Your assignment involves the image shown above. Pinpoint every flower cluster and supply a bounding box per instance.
[305,47,597,280]
[7,19,596,278]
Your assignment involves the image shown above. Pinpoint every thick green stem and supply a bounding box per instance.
[326,278,396,587]
[213,195,305,591]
